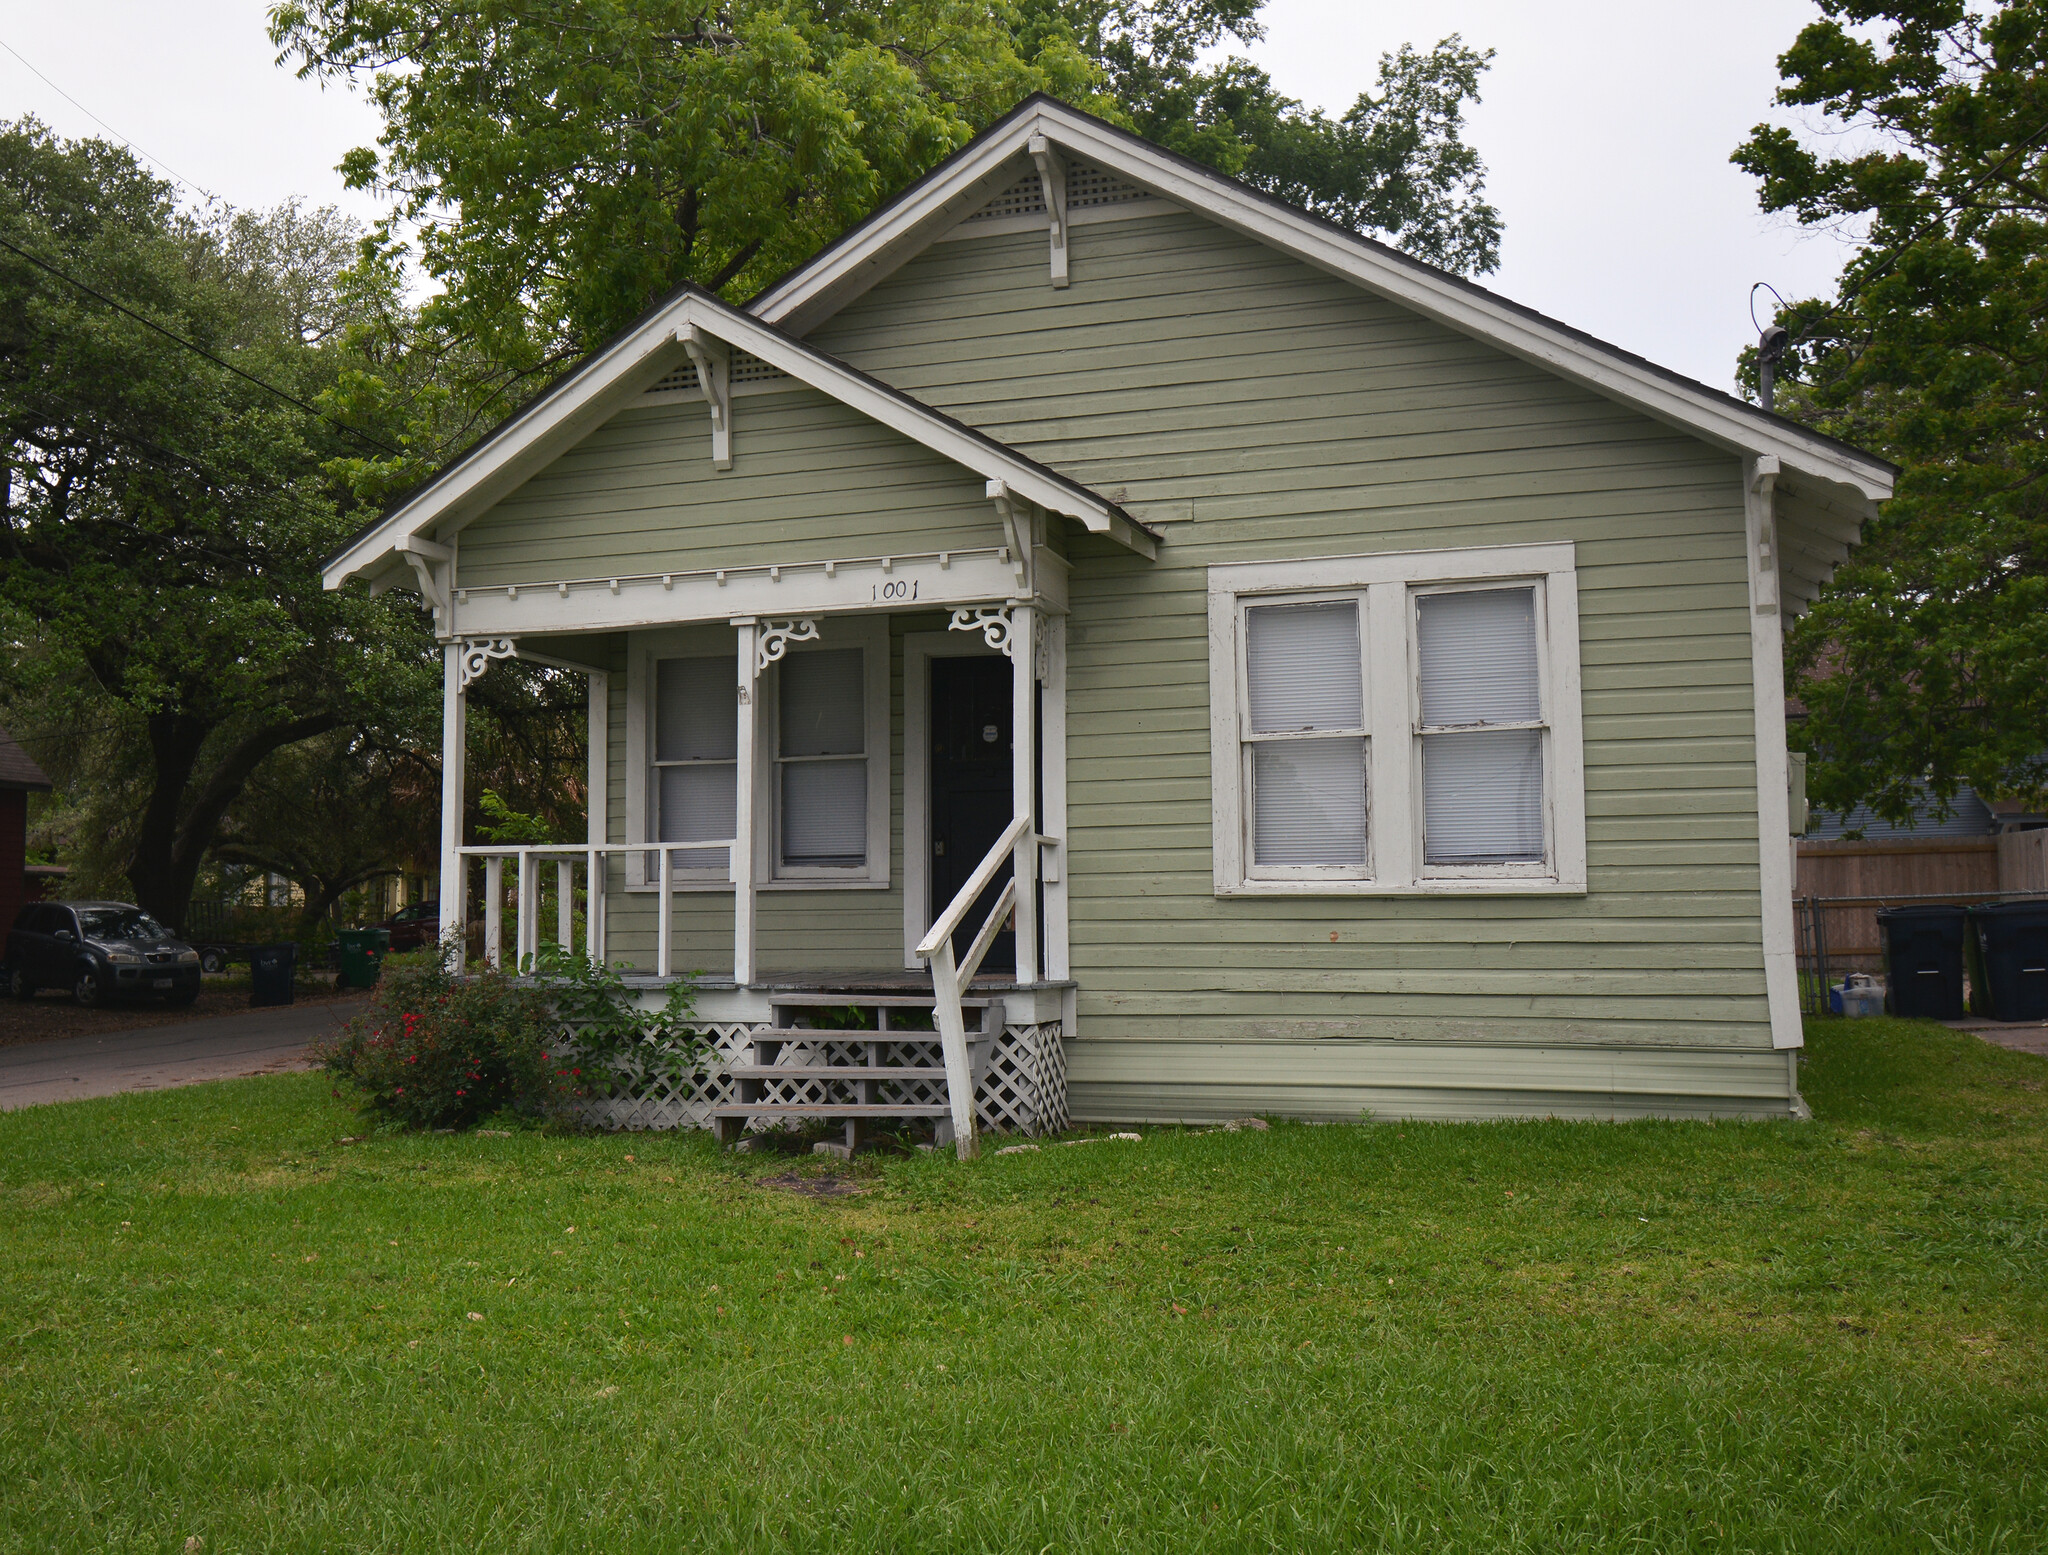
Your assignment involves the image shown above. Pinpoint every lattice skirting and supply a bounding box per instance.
[578,1022,1068,1137]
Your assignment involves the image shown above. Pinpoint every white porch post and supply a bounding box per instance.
[586,668,608,962]
[1041,611,1069,984]
[733,618,760,985]
[437,643,467,963]
[1011,602,1039,985]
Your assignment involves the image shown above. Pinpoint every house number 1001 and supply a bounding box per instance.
[872,579,918,601]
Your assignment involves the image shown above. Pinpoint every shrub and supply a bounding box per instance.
[321,956,569,1130]
[321,939,708,1131]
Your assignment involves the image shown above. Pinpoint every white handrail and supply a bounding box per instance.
[917,812,1030,1163]
[916,813,1030,960]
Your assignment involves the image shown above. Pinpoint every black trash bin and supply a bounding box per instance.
[1875,905,1967,1019]
[1966,900,2048,1022]
[249,942,298,1008]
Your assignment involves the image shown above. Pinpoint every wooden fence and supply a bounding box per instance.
[2001,828,2048,894]
[1795,839,1999,972]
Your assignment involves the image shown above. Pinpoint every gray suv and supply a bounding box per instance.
[6,901,203,1007]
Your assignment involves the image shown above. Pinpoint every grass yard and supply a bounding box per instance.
[1,1018,2043,1553]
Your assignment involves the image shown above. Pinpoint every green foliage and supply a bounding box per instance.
[268,3,1500,500]
[1732,1,2048,821]
[321,952,572,1129]
[1022,4,1500,272]
[524,939,705,1081]
[476,787,551,845]
[0,118,439,927]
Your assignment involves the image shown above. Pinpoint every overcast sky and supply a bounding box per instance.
[0,0,1850,392]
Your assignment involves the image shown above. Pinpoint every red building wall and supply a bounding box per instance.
[0,788,25,933]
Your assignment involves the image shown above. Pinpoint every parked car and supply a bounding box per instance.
[380,900,441,952]
[5,901,203,1007]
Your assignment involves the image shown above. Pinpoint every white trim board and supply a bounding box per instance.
[748,97,1895,521]
[321,284,1157,596]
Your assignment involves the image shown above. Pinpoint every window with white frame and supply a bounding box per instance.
[652,656,736,874]
[773,647,869,873]
[632,621,891,890]
[1208,544,1586,895]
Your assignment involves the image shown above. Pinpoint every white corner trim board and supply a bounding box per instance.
[1745,456,1805,1051]
[748,98,1895,514]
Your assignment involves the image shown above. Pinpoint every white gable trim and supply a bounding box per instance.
[748,98,1895,514]
[322,289,1153,591]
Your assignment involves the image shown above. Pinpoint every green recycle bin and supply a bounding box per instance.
[336,927,392,990]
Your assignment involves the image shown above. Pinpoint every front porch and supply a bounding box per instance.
[441,588,1080,1154]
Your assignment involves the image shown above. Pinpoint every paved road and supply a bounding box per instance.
[0,997,367,1111]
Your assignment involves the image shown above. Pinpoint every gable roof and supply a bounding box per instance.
[747,95,1895,515]
[0,725,52,792]
[322,283,1154,590]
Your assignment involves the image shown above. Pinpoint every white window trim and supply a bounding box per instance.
[1208,542,1586,897]
[623,619,891,893]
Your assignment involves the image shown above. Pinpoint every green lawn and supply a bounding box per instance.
[2,1019,2043,1553]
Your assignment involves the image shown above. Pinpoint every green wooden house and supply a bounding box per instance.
[324,98,1894,1148]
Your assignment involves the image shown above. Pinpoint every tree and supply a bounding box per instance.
[269,1,1499,492]
[1733,1,2048,823]
[0,120,437,929]
[1017,3,1500,273]
[211,730,436,931]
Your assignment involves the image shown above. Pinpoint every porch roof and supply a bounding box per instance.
[322,286,1156,595]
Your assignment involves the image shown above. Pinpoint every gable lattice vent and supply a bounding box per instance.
[962,161,1147,223]
[644,350,789,397]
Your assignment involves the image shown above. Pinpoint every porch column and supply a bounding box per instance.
[586,668,608,961]
[437,643,466,960]
[1011,602,1040,985]
[733,618,760,985]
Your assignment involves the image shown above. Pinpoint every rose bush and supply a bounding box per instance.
[322,940,704,1130]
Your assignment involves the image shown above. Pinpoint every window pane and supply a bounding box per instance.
[1246,602,1362,733]
[656,657,736,762]
[782,758,867,867]
[1422,728,1544,863]
[657,762,734,870]
[779,649,864,756]
[1252,738,1367,867]
[1416,588,1541,727]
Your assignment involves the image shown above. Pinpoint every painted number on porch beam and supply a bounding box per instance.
[873,580,919,601]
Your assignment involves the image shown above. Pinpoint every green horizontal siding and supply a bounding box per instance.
[809,208,1776,1080]
[457,389,1001,587]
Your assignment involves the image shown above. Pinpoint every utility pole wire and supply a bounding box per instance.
[0,232,403,457]
[0,35,219,202]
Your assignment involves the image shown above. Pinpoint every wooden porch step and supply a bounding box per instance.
[725,1064,950,1081]
[711,1104,953,1118]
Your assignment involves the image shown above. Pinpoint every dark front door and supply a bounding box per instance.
[930,655,1013,972]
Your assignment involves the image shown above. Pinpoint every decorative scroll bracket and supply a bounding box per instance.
[457,636,517,690]
[677,323,732,471]
[949,605,1016,658]
[757,618,819,670]
[1027,133,1069,289]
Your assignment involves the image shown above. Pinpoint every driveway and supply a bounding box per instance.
[0,996,367,1111]
[1948,1015,2048,1058]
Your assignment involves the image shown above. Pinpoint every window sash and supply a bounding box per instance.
[1238,592,1372,879]
[1411,580,1552,877]
[774,646,869,875]
[651,653,737,877]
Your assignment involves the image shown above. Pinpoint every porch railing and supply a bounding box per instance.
[455,840,736,977]
[915,812,1030,1160]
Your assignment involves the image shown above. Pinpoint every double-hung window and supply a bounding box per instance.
[1209,544,1586,895]
[632,619,891,890]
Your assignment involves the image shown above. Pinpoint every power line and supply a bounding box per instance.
[0,35,218,203]
[0,232,402,457]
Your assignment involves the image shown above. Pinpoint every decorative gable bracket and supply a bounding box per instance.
[394,534,453,631]
[986,479,1038,596]
[677,323,732,469]
[1027,134,1069,289]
